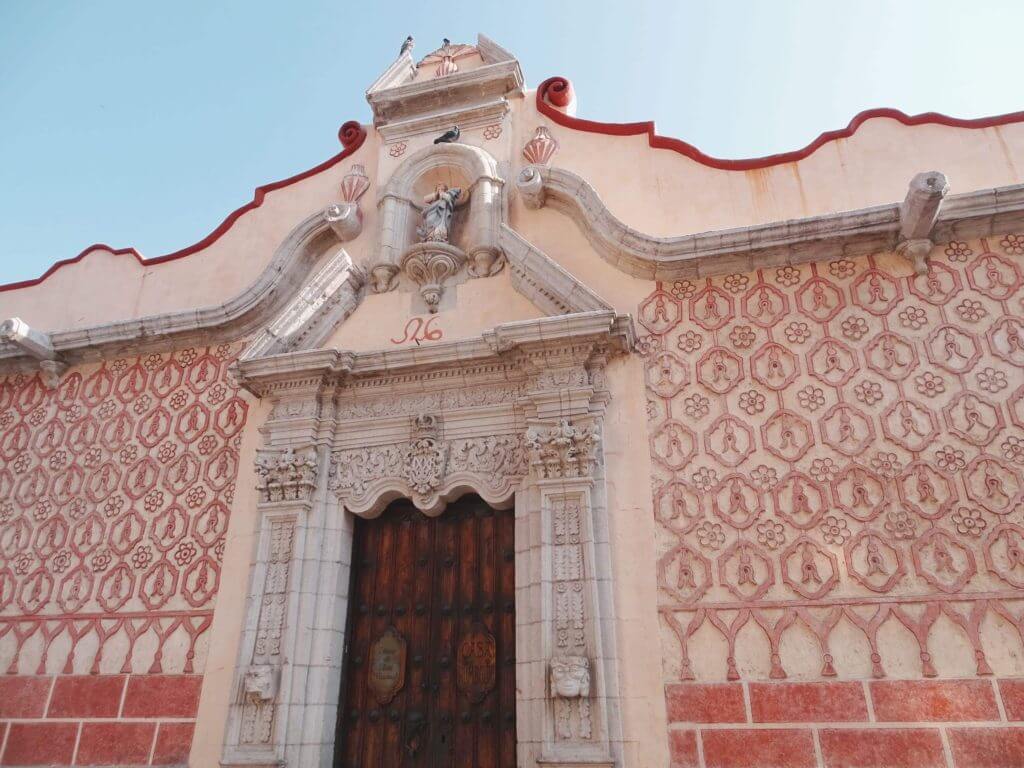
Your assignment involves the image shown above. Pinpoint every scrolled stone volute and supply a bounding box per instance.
[517,165,545,209]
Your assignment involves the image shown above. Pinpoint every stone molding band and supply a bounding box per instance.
[516,163,1024,280]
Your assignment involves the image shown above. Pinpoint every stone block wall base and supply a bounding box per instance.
[666,678,1024,768]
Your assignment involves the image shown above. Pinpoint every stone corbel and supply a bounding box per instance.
[897,171,949,274]
[0,317,66,388]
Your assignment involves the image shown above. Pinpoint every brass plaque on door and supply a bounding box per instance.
[457,624,496,703]
[367,626,406,705]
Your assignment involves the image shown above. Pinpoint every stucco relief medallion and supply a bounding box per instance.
[987,316,1024,366]
[909,261,962,304]
[845,530,905,593]
[967,253,1022,300]
[864,331,919,381]
[780,536,839,600]
[926,324,982,374]
[696,347,744,394]
[851,268,903,315]
[795,275,845,322]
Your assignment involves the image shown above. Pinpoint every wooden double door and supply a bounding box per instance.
[335,494,517,768]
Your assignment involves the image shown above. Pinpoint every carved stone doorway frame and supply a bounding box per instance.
[220,311,633,768]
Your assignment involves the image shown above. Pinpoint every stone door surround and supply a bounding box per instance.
[220,310,633,768]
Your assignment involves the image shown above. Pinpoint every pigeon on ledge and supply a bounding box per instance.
[433,126,460,144]
[400,36,414,55]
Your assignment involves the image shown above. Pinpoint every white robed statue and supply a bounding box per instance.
[417,183,462,243]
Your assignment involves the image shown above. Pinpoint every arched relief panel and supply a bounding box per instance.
[372,143,506,303]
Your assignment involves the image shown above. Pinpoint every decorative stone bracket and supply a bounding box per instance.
[400,242,467,313]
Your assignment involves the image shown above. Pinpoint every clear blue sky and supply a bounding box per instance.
[1,1,1021,285]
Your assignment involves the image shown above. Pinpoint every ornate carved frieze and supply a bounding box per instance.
[526,419,600,479]
[254,445,318,503]
[329,427,527,514]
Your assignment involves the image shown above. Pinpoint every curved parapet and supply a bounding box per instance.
[516,162,1024,279]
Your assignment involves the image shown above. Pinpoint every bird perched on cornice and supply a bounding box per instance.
[442,37,451,48]
[400,35,414,56]
[433,126,460,144]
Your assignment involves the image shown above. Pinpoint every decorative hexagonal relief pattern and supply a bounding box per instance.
[0,343,247,674]
[644,244,1024,683]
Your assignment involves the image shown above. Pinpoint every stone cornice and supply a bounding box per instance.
[517,164,1024,280]
[232,310,634,397]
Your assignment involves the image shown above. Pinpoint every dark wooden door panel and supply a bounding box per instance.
[335,495,516,768]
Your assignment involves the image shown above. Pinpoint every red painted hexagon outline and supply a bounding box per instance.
[772,471,828,530]
[844,529,906,593]
[657,543,712,604]
[741,283,790,328]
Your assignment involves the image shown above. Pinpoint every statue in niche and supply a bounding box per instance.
[417,183,462,243]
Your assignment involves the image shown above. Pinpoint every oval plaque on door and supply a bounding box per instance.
[456,623,496,703]
[368,626,406,705]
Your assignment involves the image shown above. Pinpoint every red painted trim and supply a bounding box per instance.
[0,121,367,294]
[536,76,1024,172]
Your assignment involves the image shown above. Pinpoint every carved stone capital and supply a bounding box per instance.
[526,420,600,479]
[255,445,319,503]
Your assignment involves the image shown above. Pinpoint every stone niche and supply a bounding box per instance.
[370,142,505,312]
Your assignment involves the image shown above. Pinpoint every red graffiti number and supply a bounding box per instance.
[390,316,444,345]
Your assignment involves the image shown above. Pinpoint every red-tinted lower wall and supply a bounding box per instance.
[0,675,199,766]
[667,679,1024,768]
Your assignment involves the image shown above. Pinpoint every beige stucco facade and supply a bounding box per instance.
[3,34,1024,768]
